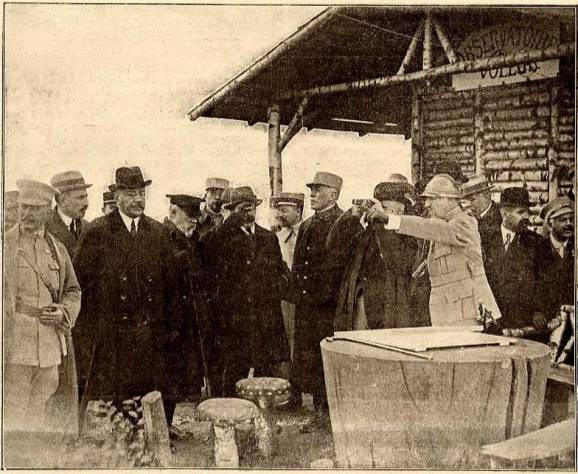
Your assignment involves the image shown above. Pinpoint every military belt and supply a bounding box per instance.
[15,300,43,318]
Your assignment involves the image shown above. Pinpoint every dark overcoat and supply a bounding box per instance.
[477,202,502,263]
[335,220,418,331]
[73,209,182,404]
[46,207,90,259]
[291,205,346,398]
[484,228,545,330]
[204,215,289,394]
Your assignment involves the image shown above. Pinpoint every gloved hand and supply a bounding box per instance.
[532,312,549,332]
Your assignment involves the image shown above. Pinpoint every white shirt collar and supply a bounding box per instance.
[118,209,140,233]
[279,222,301,239]
[500,224,516,246]
[550,233,568,257]
[479,202,493,219]
[241,224,256,235]
[316,203,336,214]
[57,206,73,227]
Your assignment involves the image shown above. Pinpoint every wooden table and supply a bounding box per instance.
[321,333,551,469]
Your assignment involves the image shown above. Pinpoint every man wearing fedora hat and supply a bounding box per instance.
[204,186,289,396]
[366,173,501,328]
[197,177,230,240]
[47,171,92,259]
[4,179,81,434]
[461,174,501,258]
[163,194,210,407]
[102,189,117,216]
[483,187,548,339]
[291,171,347,429]
[73,166,184,425]
[335,174,418,332]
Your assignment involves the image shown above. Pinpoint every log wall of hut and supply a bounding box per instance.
[415,76,575,225]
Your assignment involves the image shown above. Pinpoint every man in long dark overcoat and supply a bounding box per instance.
[204,186,289,396]
[291,171,348,431]
[73,166,183,424]
[335,176,418,331]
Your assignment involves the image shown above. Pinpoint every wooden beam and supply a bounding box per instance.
[278,96,309,153]
[423,13,432,70]
[410,84,422,183]
[281,43,575,100]
[431,16,457,64]
[268,105,282,195]
[188,7,341,121]
[396,20,425,75]
[548,85,560,202]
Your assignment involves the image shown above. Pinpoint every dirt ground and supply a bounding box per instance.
[3,399,335,469]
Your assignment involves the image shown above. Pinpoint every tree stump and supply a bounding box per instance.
[141,391,171,467]
[321,334,550,469]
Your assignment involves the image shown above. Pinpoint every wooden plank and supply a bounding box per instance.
[397,20,424,75]
[485,158,548,172]
[485,148,547,161]
[424,117,473,130]
[507,358,528,439]
[267,105,282,195]
[484,129,549,141]
[427,107,474,121]
[548,365,575,386]
[141,391,171,467]
[482,93,551,110]
[484,138,549,151]
[423,13,432,71]
[481,419,575,463]
[492,181,548,192]
[484,118,550,132]
[523,355,550,433]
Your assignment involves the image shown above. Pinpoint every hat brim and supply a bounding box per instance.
[114,180,152,189]
[224,198,263,210]
[56,183,93,193]
[306,182,336,189]
[499,200,530,208]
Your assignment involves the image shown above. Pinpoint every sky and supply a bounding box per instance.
[4,4,411,224]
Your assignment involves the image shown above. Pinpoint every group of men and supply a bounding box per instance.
[3,163,575,436]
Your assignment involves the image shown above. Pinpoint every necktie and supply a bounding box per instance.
[284,229,295,243]
[69,220,76,239]
[504,233,511,251]
[130,219,137,238]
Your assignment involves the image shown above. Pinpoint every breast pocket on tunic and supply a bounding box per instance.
[446,281,476,322]
[430,244,453,275]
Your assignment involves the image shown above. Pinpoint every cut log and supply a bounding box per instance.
[411,85,421,183]
[424,127,473,138]
[484,130,549,141]
[527,191,549,204]
[424,98,474,111]
[559,134,574,143]
[484,118,549,132]
[426,152,473,161]
[480,81,552,101]
[559,115,575,125]
[141,391,171,467]
[428,135,474,148]
[492,181,548,192]
[558,125,575,134]
[482,93,550,111]
[484,158,548,171]
[427,107,473,121]
[424,117,473,130]
[423,89,475,103]
[488,107,550,121]
[557,151,575,161]
[485,149,547,161]
[490,170,548,181]
[427,144,475,154]
[484,138,549,151]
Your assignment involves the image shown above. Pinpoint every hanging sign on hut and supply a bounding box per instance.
[452,22,560,91]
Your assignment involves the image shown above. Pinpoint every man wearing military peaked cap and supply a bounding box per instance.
[204,185,289,396]
[461,174,501,260]
[366,174,501,329]
[47,170,92,259]
[197,177,230,240]
[4,190,20,229]
[306,171,343,192]
[102,190,117,216]
[4,179,81,434]
[73,165,183,428]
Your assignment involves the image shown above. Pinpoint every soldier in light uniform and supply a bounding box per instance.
[4,190,20,230]
[4,180,81,433]
[102,189,117,216]
[272,192,304,361]
[197,177,229,240]
[366,173,501,326]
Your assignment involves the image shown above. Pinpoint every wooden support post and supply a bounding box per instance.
[397,20,425,75]
[411,84,422,183]
[278,96,309,152]
[548,85,560,202]
[474,88,484,175]
[141,391,171,467]
[432,16,457,64]
[423,13,432,70]
[268,105,282,195]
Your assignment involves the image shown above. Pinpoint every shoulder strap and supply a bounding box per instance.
[17,248,58,302]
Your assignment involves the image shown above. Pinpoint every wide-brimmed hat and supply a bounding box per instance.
[500,187,530,208]
[540,196,574,221]
[374,173,414,205]
[166,194,205,218]
[462,174,494,197]
[271,192,305,208]
[50,170,92,193]
[224,186,262,210]
[17,179,58,206]
[205,177,229,190]
[114,166,152,189]
[306,171,343,191]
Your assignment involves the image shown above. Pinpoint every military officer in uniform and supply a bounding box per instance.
[4,190,20,230]
[197,177,229,240]
[366,173,501,327]
[272,192,305,360]
[73,166,183,425]
[47,171,92,259]
[102,189,117,216]
[291,172,347,430]
[4,179,81,433]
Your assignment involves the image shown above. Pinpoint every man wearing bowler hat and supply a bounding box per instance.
[335,174,418,332]
[272,192,305,362]
[4,179,81,434]
[291,171,346,430]
[204,186,289,396]
[163,194,210,405]
[47,171,92,259]
[461,174,501,259]
[483,187,548,339]
[102,189,117,216]
[73,166,184,427]
[197,177,229,240]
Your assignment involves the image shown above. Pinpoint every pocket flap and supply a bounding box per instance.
[445,282,474,303]
[432,243,452,258]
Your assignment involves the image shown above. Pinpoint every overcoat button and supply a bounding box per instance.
[121,276,127,282]
[247,260,251,265]
[303,276,308,280]
[302,290,307,295]
[120,294,127,301]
